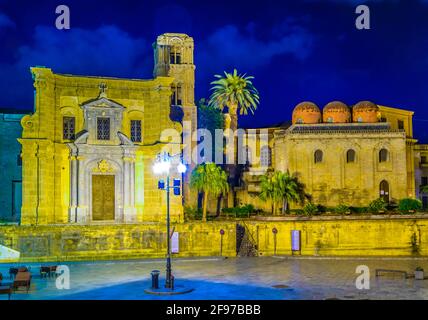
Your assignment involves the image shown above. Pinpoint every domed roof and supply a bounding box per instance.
[322,101,351,123]
[292,101,321,124]
[352,101,379,123]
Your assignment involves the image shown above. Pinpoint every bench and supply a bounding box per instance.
[375,269,408,278]
[0,286,12,300]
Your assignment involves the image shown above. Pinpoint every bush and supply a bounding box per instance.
[222,204,255,218]
[398,198,422,213]
[350,207,369,214]
[334,204,350,215]
[368,198,387,213]
[303,203,319,216]
[184,206,202,220]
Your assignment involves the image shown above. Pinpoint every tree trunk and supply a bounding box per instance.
[202,192,208,222]
[215,194,223,218]
[282,199,287,215]
[229,103,238,131]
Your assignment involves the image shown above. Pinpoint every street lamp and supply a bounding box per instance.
[152,152,186,289]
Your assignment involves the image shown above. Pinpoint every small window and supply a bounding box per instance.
[379,148,389,163]
[422,177,428,186]
[171,85,182,105]
[296,118,303,124]
[380,117,387,123]
[169,47,182,64]
[421,156,427,164]
[63,116,75,140]
[97,117,110,140]
[261,146,272,167]
[398,120,404,130]
[346,149,356,163]
[314,150,323,163]
[357,117,363,123]
[327,117,333,123]
[130,120,142,142]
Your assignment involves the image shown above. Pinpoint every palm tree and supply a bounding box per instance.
[276,171,309,214]
[259,173,279,214]
[208,69,260,131]
[259,171,309,215]
[190,163,229,222]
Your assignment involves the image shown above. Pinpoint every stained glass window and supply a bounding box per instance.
[97,117,110,140]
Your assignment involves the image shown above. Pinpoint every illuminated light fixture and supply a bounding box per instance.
[177,162,187,174]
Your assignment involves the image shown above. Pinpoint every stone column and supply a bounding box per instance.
[75,156,88,223]
[18,140,39,225]
[123,156,136,223]
[69,155,78,223]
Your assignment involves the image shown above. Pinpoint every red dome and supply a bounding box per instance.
[292,101,321,124]
[352,101,379,123]
[322,101,351,123]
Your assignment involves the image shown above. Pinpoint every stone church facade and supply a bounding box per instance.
[18,33,196,225]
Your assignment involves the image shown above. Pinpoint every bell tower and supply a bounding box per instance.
[153,33,197,204]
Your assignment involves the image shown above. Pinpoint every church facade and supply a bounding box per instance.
[239,101,427,211]
[17,33,196,225]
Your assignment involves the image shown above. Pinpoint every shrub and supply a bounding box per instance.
[398,198,422,213]
[303,203,319,216]
[184,206,202,220]
[221,204,255,218]
[334,204,350,215]
[350,207,369,214]
[368,198,387,213]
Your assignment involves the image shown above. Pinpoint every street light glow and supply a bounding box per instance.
[177,162,187,174]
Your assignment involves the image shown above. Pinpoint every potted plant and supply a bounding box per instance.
[415,267,424,280]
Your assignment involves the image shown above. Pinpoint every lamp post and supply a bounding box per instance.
[152,152,186,289]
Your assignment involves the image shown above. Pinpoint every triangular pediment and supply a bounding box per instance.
[81,97,124,110]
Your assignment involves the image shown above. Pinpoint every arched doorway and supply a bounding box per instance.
[379,180,390,203]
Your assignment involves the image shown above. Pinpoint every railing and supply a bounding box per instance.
[236,220,258,257]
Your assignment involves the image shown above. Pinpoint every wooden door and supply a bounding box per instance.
[92,175,115,221]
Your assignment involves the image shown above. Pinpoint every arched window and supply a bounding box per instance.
[314,150,323,163]
[296,118,303,124]
[380,180,390,203]
[346,149,356,163]
[261,146,272,167]
[379,148,389,162]
[327,117,333,123]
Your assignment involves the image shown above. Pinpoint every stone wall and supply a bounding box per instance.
[247,216,428,256]
[1,217,428,262]
[0,222,236,262]
[0,113,25,222]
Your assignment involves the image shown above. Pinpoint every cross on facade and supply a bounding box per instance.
[99,83,108,98]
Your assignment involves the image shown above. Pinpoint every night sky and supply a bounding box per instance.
[0,0,427,142]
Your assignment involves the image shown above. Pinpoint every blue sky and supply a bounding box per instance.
[0,0,427,141]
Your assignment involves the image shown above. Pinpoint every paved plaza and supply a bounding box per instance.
[1,257,428,300]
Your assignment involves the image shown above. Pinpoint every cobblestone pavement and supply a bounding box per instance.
[1,256,428,300]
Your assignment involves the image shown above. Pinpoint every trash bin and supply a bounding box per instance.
[151,270,160,289]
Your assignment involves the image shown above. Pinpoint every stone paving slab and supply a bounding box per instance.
[1,256,428,300]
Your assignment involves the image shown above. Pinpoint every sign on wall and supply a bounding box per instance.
[291,230,301,252]
[171,232,179,253]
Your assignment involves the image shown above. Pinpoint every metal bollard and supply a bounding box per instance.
[151,270,160,289]
[171,275,175,290]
